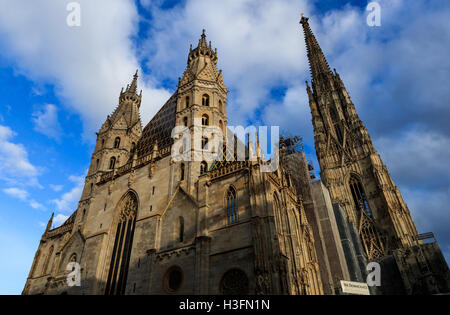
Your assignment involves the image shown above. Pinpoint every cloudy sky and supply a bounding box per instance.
[0,0,449,294]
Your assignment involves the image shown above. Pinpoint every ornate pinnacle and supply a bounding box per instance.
[129,69,139,94]
[300,14,332,82]
[187,29,218,64]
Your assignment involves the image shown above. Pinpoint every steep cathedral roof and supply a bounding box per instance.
[136,92,178,158]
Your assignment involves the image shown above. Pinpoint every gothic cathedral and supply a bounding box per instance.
[23,16,449,295]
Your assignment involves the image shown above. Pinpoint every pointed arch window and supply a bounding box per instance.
[202,114,209,126]
[109,157,116,170]
[105,192,138,295]
[330,107,344,144]
[180,163,185,181]
[183,117,188,127]
[178,217,184,243]
[226,187,238,225]
[349,176,372,217]
[185,96,190,108]
[43,245,54,275]
[200,161,208,175]
[114,137,121,149]
[202,94,210,107]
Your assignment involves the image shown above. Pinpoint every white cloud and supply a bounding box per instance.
[49,184,63,192]
[51,175,84,213]
[52,214,69,229]
[28,199,44,210]
[2,187,28,200]
[0,125,40,187]
[32,104,62,141]
[2,187,45,210]
[0,0,170,138]
[142,0,313,125]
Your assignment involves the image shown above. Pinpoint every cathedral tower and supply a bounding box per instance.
[175,30,228,193]
[299,15,418,260]
[79,72,143,222]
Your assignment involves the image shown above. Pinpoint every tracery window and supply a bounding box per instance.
[220,269,249,295]
[226,186,238,225]
[105,192,138,295]
[349,176,372,217]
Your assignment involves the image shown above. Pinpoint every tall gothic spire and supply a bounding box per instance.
[300,15,332,83]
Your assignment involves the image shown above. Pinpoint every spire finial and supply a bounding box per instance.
[128,69,139,93]
[300,14,332,82]
[198,29,208,48]
[45,212,54,233]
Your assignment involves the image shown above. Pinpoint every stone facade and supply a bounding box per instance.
[300,15,449,294]
[22,17,450,296]
[23,31,323,295]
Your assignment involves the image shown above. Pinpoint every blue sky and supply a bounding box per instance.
[0,0,449,294]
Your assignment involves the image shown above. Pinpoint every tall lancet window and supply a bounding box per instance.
[109,157,116,170]
[330,107,343,144]
[200,161,208,175]
[114,137,121,149]
[178,217,184,243]
[105,192,138,295]
[180,163,185,181]
[349,176,372,217]
[226,186,238,225]
[43,245,54,275]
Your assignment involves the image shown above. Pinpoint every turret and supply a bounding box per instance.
[81,71,143,201]
[175,30,229,193]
